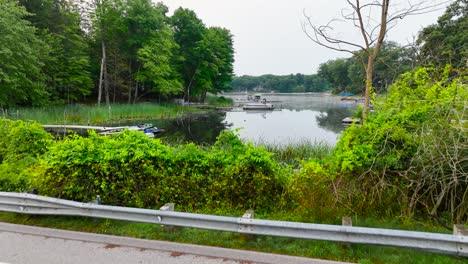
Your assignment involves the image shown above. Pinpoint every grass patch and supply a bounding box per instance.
[1,103,203,125]
[205,93,234,107]
[0,212,463,264]
[262,140,332,167]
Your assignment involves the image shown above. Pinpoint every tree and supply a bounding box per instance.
[318,58,352,94]
[417,0,467,69]
[195,27,235,102]
[0,0,49,107]
[170,8,206,102]
[137,25,183,98]
[19,0,93,104]
[91,0,126,106]
[303,0,448,121]
[124,0,171,103]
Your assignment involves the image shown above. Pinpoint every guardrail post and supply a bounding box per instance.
[242,209,254,219]
[160,203,174,211]
[453,225,468,236]
[342,217,352,226]
[160,203,176,232]
[240,209,255,241]
[342,217,352,248]
[88,195,101,205]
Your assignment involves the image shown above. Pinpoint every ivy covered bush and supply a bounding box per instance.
[332,66,468,221]
[32,130,288,212]
[0,119,53,191]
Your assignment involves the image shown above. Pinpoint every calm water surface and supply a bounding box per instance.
[161,93,356,146]
[223,93,355,145]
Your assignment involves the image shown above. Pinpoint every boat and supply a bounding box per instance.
[341,117,361,124]
[247,93,262,102]
[243,102,274,110]
[98,124,162,138]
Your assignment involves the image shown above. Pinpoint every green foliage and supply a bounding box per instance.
[0,119,53,191]
[288,159,341,221]
[205,94,233,106]
[318,41,415,94]
[32,130,288,212]
[170,8,235,102]
[417,0,467,69]
[137,25,183,96]
[3,103,201,125]
[18,0,93,104]
[0,0,49,107]
[333,66,468,221]
[263,140,332,168]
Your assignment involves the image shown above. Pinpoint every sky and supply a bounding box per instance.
[159,0,450,76]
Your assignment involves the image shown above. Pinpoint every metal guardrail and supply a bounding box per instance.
[0,192,466,257]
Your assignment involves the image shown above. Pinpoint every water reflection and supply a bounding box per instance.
[223,93,355,145]
[160,111,227,144]
[111,94,356,146]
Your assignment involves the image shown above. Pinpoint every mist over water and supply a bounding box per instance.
[117,93,355,146]
[223,93,355,145]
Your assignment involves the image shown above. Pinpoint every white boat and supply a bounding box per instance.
[243,102,274,110]
[98,124,161,138]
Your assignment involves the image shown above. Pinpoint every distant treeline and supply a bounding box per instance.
[231,74,330,93]
[0,0,234,107]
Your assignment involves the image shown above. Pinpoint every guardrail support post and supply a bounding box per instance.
[241,209,255,241]
[342,217,352,248]
[242,209,254,219]
[160,203,174,212]
[342,217,352,226]
[160,203,176,232]
[453,225,468,236]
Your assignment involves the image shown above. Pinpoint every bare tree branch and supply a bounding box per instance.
[302,0,454,121]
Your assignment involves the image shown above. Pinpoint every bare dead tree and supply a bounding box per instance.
[303,0,452,121]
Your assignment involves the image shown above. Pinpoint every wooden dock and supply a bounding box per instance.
[43,125,128,132]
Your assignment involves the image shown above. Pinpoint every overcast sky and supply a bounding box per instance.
[159,0,450,76]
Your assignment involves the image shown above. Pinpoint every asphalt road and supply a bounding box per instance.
[0,222,350,264]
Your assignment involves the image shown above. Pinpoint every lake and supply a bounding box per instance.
[161,93,356,146]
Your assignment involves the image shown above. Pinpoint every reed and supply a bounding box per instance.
[3,103,202,125]
[261,139,333,166]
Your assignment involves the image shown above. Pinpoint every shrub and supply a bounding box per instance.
[0,119,53,191]
[332,66,468,222]
[32,130,289,212]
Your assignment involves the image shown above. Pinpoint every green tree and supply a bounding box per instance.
[318,59,351,94]
[417,0,468,69]
[170,8,206,102]
[137,25,183,97]
[0,0,49,107]
[124,0,171,102]
[91,0,127,105]
[196,27,235,102]
[19,0,93,104]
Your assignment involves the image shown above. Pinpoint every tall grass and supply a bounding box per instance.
[1,103,202,125]
[262,139,332,166]
[205,93,234,106]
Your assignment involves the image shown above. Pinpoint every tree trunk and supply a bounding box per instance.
[97,40,105,106]
[133,82,138,104]
[128,61,132,104]
[363,55,375,122]
[104,50,110,106]
[200,89,208,103]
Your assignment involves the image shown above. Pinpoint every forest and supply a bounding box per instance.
[231,74,330,93]
[0,0,234,107]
